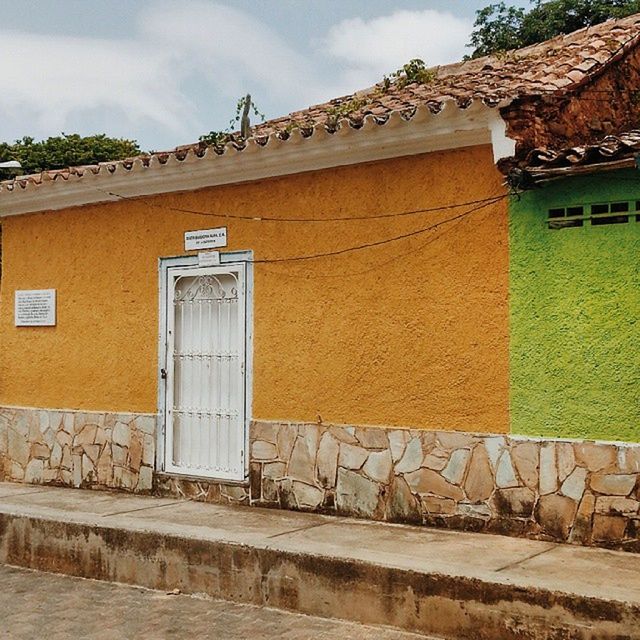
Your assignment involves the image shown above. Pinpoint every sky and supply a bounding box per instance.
[0,0,530,151]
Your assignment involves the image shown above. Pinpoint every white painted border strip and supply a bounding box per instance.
[0,103,514,217]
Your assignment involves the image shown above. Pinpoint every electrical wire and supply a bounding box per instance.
[98,189,507,266]
[100,188,506,223]
[91,30,640,266]
[243,194,508,264]
[258,204,477,279]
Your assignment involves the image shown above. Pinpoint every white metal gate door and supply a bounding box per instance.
[164,263,246,480]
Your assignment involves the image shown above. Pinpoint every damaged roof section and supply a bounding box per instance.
[513,130,640,186]
[527,130,640,168]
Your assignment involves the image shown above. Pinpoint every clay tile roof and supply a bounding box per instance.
[525,129,640,169]
[249,12,640,137]
[3,12,640,193]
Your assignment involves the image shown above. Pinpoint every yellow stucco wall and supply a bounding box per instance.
[0,145,509,432]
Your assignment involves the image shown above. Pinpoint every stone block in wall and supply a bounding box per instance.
[395,437,422,474]
[216,420,640,551]
[336,468,382,518]
[5,408,640,552]
[511,442,539,490]
[492,487,535,518]
[590,473,636,496]
[464,446,494,502]
[592,514,627,543]
[385,476,421,523]
[0,406,155,493]
[316,432,339,488]
[536,494,578,540]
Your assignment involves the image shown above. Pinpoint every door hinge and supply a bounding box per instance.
[160,368,168,379]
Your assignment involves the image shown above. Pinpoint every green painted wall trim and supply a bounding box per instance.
[510,169,640,442]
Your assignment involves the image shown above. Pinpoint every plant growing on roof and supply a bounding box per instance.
[324,96,369,127]
[199,94,266,147]
[310,59,441,128]
[283,117,316,134]
[204,59,441,139]
[382,59,438,91]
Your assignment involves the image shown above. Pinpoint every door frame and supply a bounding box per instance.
[156,250,254,482]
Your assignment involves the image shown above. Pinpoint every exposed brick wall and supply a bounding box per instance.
[501,43,640,170]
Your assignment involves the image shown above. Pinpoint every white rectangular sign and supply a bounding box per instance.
[185,227,227,251]
[198,251,221,266]
[15,289,56,327]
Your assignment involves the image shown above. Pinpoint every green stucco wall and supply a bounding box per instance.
[510,169,640,442]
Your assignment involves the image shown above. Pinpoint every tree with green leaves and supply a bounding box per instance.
[0,133,141,180]
[468,0,640,58]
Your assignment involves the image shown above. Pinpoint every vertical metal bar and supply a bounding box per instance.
[222,281,228,473]
[228,281,235,477]
[186,283,194,469]
[197,292,204,469]
[225,280,233,473]
[165,272,176,471]
[180,286,189,469]
[211,286,216,473]
[202,294,213,470]
[178,282,186,469]
[235,266,245,476]
[215,280,221,473]
[234,270,242,474]
[174,295,180,467]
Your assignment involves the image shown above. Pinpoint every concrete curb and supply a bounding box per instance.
[0,509,638,640]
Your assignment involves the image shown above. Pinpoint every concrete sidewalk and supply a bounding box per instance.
[0,481,638,639]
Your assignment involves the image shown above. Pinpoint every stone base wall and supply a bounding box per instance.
[157,421,640,551]
[2,406,639,551]
[0,407,155,492]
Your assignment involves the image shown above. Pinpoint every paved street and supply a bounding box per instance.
[0,564,431,640]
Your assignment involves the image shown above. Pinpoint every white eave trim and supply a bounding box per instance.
[0,101,515,217]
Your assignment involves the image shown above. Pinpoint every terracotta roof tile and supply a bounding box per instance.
[525,129,640,169]
[245,13,640,138]
[2,13,640,193]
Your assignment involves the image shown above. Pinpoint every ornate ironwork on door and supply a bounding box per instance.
[164,265,246,480]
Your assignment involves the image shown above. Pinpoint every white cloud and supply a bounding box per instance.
[138,1,326,105]
[323,10,473,88]
[0,31,193,141]
[0,4,475,150]
[0,1,329,147]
